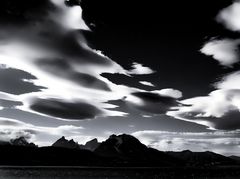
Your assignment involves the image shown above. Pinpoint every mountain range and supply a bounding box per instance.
[0,134,238,167]
[52,136,100,151]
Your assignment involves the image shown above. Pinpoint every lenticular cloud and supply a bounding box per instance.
[0,0,129,120]
[0,0,179,120]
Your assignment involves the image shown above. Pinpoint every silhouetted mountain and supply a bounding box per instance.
[10,137,37,147]
[167,150,236,166]
[52,136,100,151]
[95,134,140,157]
[52,136,80,149]
[0,137,37,147]
[95,134,181,166]
[82,138,100,151]
[0,134,239,167]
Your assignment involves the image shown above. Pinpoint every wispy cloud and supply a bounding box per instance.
[132,130,240,156]
[0,117,85,146]
[139,81,155,87]
[0,0,167,121]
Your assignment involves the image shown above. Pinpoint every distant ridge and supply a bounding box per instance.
[0,134,238,167]
[167,150,234,167]
[11,137,37,147]
[0,137,37,147]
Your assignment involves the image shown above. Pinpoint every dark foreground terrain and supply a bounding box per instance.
[0,166,240,179]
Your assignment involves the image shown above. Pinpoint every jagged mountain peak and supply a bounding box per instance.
[58,136,68,142]
[52,136,100,151]
[105,133,145,148]
[94,133,150,157]
[85,138,99,146]
[88,138,98,143]
[10,137,37,147]
[52,136,80,149]
[83,138,100,151]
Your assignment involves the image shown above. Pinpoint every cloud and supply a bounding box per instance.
[0,91,22,110]
[200,39,240,67]
[0,117,85,146]
[216,71,240,90]
[152,89,183,99]
[216,1,240,32]
[0,0,164,120]
[128,62,155,75]
[142,115,152,118]
[30,98,103,120]
[36,58,111,91]
[0,99,22,109]
[200,38,240,67]
[50,0,89,30]
[139,81,155,87]
[0,0,184,123]
[196,111,240,130]
[167,89,240,130]
[169,70,240,130]
[132,130,240,156]
[0,67,45,94]
[124,90,181,114]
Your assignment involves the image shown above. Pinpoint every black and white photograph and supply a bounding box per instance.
[0,0,240,178]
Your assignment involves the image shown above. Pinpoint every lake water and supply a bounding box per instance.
[0,167,240,179]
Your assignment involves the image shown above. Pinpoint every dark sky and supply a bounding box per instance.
[0,0,240,156]
[81,0,236,98]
